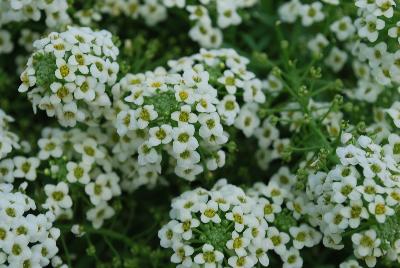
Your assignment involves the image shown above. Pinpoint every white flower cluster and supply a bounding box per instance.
[0,0,70,30]
[306,132,400,267]
[112,48,265,181]
[279,0,400,103]
[0,109,20,160]
[159,175,321,268]
[168,49,265,136]
[0,183,62,267]
[0,127,121,229]
[74,0,257,48]
[18,26,120,127]
[350,0,400,92]
[112,67,228,182]
[184,0,258,48]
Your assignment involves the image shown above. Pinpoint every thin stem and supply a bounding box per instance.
[60,234,72,267]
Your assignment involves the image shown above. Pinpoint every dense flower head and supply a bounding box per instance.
[0,183,61,267]
[0,127,121,229]
[18,26,120,127]
[111,48,265,181]
[159,175,321,268]
[306,131,400,267]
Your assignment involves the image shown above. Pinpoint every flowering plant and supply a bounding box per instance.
[1,0,400,267]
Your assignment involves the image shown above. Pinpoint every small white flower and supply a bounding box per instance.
[13,157,40,181]
[148,124,173,147]
[86,202,115,229]
[136,105,158,129]
[44,182,73,209]
[266,227,289,255]
[199,200,221,223]
[368,195,394,223]
[66,161,91,184]
[226,231,250,256]
[194,244,224,267]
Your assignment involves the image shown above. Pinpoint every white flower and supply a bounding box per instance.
[158,220,180,248]
[228,255,255,268]
[300,2,325,27]
[217,1,241,29]
[116,110,137,136]
[171,105,197,125]
[218,95,240,125]
[254,198,281,222]
[278,0,301,23]
[248,238,270,266]
[74,76,96,101]
[199,200,221,223]
[386,102,400,128]
[351,229,381,257]
[148,124,173,146]
[226,231,250,256]
[289,225,314,249]
[44,182,73,209]
[357,178,385,202]
[66,161,91,184]
[172,124,199,154]
[340,200,369,229]
[307,33,329,54]
[367,195,394,223]
[339,259,362,268]
[73,138,105,164]
[55,58,77,82]
[282,247,303,268]
[13,157,40,181]
[173,215,200,240]
[325,47,348,72]
[136,105,158,129]
[323,205,349,233]
[218,70,243,94]
[85,174,113,205]
[194,244,224,267]
[171,243,194,266]
[138,142,160,165]
[266,227,289,255]
[332,176,360,203]
[226,206,247,232]
[38,137,62,160]
[330,16,355,41]
[198,113,223,138]
[0,159,15,183]
[243,79,265,104]
[357,15,385,42]
[234,105,260,137]
[86,202,115,229]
